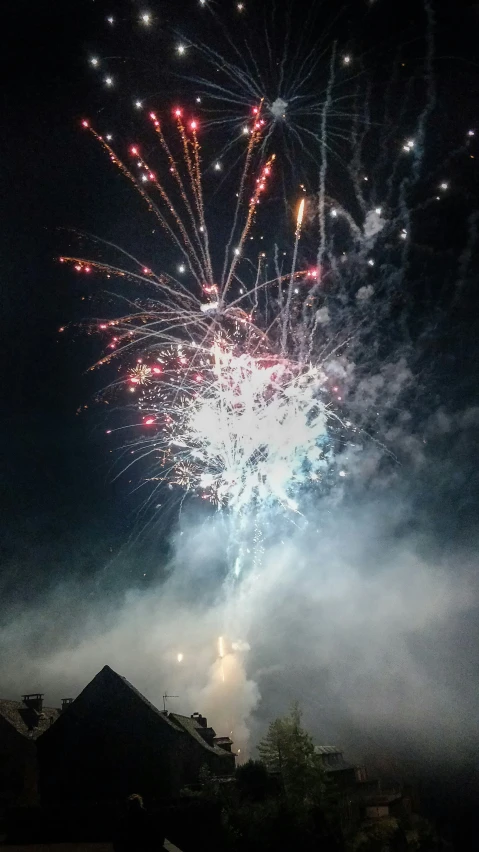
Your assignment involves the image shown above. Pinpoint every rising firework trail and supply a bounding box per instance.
[281,198,306,354]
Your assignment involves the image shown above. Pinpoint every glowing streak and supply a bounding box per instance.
[218,636,225,683]
[296,198,305,235]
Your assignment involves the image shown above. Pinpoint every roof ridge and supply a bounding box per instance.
[86,666,183,731]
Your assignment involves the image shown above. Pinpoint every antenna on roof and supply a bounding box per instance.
[163,692,179,713]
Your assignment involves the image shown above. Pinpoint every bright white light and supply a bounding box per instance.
[242,126,249,134]
[200,473,215,487]
[339,470,346,477]
[200,301,219,313]
[343,55,351,65]
[177,653,184,663]
[106,16,114,25]
[271,97,288,120]
[237,3,244,10]
[143,342,333,514]
[367,259,375,266]
[403,138,415,151]
[467,129,475,137]
[439,181,449,190]
[177,44,186,55]
[104,76,114,87]
[234,247,240,255]
[214,161,222,171]
[331,209,338,218]
[294,288,299,294]
[140,12,151,25]
[196,96,202,103]
[141,174,148,182]
[400,229,407,239]
[375,207,382,215]
[178,264,186,273]
[90,57,99,67]
[106,134,113,141]
[134,100,143,109]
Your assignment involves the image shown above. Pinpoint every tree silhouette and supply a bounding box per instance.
[258,702,325,804]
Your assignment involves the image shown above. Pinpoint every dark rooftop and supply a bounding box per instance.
[0,698,60,740]
[170,713,235,758]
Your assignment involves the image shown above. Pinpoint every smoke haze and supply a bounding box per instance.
[2,397,478,775]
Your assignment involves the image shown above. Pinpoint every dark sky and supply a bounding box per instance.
[1,2,136,601]
[1,5,479,831]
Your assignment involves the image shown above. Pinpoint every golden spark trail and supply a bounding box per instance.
[222,153,276,302]
[127,145,206,287]
[281,197,305,355]
[149,113,213,282]
[220,100,265,292]
[191,124,214,286]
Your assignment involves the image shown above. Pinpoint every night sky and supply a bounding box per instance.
[2,0,479,829]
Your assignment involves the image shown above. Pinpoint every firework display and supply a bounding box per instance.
[61,2,476,582]
[62,97,349,535]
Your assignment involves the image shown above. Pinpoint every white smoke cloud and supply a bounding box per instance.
[363,208,386,239]
[0,488,477,768]
[356,284,374,302]
[315,306,330,325]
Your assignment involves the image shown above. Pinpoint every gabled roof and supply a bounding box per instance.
[169,713,235,758]
[315,745,359,772]
[315,745,343,756]
[52,665,183,734]
[103,666,183,732]
[21,665,233,762]
[0,699,60,740]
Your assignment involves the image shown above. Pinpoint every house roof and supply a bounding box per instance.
[0,699,60,740]
[169,713,235,758]
[315,745,343,756]
[44,666,233,760]
[315,745,357,771]
[104,667,183,732]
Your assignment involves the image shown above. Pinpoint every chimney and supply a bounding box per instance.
[22,694,44,713]
[61,698,73,712]
[213,736,233,753]
[192,714,217,746]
